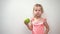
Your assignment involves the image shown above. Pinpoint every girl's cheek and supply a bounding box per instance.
[33,11,36,14]
[39,11,42,14]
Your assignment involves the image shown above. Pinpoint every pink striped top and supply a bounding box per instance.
[31,18,46,34]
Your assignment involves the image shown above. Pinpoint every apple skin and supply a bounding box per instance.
[24,18,30,24]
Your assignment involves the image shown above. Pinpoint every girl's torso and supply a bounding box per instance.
[31,18,45,34]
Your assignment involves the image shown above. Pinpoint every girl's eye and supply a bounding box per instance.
[39,10,40,11]
[35,10,37,11]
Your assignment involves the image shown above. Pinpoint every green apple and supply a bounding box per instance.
[24,18,30,24]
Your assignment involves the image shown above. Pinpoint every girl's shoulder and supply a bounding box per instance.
[42,17,47,20]
[41,17,47,22]
[30,17,34,22]
[30,17,47,20]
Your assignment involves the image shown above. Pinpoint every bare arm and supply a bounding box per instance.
[24,21,33,31]
[43,19,50,34]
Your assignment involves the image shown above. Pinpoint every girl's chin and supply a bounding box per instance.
[37,15,41,16]
[36,15,41,17]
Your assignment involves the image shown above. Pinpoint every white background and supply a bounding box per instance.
[1,0,60,34]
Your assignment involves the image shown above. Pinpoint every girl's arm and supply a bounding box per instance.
[24,21,33,31]
[27,23,33,31]
[43,19,50,34]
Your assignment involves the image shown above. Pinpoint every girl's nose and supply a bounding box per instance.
[37,11,39,13]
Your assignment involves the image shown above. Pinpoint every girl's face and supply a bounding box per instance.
[33,6,43,17]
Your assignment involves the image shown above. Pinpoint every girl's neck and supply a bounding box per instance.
[34,16,42,19]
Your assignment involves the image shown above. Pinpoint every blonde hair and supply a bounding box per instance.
[33,4,44,13]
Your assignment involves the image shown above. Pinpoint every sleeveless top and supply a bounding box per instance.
[31,18,46,34]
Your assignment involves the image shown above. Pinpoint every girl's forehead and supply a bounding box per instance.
[34,6,41,10]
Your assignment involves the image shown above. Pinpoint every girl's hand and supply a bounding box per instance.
[24,18,30,25]
[24,21,28,25]
[44,31,48,34]
[24,21,33,31]
[43,18,49,34]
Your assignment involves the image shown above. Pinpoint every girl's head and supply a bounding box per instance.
[33,4,44,17]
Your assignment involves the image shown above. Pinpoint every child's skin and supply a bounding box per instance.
[24,4,49,34]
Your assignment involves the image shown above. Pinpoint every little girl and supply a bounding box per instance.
[24,4,49,34]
